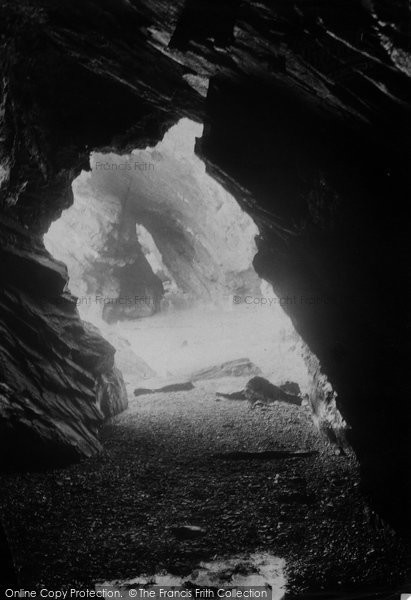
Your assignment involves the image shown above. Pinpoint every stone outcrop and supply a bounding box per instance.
[0,0,410,535]
[191,358,262,382]
[0,217,127,467]
[44,175,164,324]
[96,366,128,419]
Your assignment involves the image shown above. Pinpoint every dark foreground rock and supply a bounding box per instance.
[134,382,195,397]
[216,377,301,408]
[245,377,302,408]
[0,218,128,466]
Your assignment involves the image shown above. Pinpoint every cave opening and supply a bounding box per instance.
[18,121,402,596]
[41,115,344,598]
[44,118,315,405]
[2,0,410,592]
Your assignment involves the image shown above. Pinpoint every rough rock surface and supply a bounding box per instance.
[215,377,302,408]
[134,382,194,396]
[245,377,302,408]
[191,358,262,382]
[44,175,164,324]
[0,0,410,535]
[0,218,128,466]
[96,367,128,420]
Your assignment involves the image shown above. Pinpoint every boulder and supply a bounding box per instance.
[134,381,194,397]
[191,358,262,381]
[279,381,301,397]
[245,377,301,407]
[97,366,128,419]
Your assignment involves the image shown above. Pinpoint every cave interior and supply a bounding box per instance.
[0,0,410,595]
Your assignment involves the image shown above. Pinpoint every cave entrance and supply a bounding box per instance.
[44,118,312,401]
[38,119,358,593]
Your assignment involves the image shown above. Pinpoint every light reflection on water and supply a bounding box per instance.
[96,553,286,600]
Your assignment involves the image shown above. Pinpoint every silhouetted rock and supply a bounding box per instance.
[0,219,128,466]
[245,377,301,408]
[134,382,195,396]
[279,381,301,397]
[216,377,301,408]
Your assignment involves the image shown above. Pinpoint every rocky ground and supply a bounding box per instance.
[1,378,410,597]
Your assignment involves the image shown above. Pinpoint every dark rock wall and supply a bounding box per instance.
[0,521,17,592]
[0,217,128,467]
[0,0,410,535]
[198,72,411,534]
[0,0,193,468]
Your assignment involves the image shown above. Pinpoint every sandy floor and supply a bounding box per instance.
[1,380,410,596]
[113,303,311,390]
